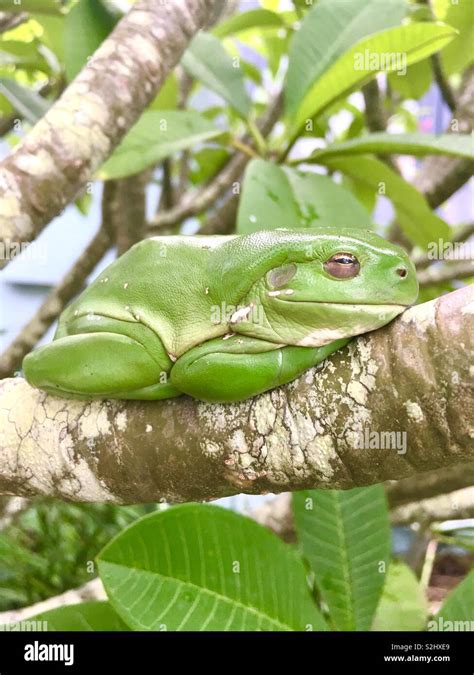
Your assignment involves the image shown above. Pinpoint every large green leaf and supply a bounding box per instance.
[98,504,327,631]
[28,601,129,631]
[290,22,457,132]
[286,0,407,117]
[98,110,223,180]
[433,570,474,628]
[64,0,117,81]
[0,78,50,124]
[293,486,391,631]
[237,159,372,234]
[308,133,474,163]
[182,32,251,119]
[372,562,428,631]
[322,156,450,248]
[213,9,284,38]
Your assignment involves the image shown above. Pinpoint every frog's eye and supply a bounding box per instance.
[324,253,360,279]
[266,263,297,288]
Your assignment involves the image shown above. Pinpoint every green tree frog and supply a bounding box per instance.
[23,228,418,403]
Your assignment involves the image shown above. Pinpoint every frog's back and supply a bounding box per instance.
[58,236,233,355]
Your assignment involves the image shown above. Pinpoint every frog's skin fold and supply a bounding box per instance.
[23,228,418,403]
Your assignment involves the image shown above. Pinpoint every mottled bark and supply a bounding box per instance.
[0,0,221,269]
[0,286,471,504]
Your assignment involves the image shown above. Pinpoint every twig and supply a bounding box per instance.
[417,259,474,286]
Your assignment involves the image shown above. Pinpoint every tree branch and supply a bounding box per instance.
[418,259,474,286]
[0,286,471,504]
[391,487,474,525]
[386,462,474,508]
[0,0,221,269]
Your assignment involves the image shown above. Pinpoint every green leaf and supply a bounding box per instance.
[441,0,474,75]
[433,570,474,628]
[237,159,372,234]
[64,0,117,81]
[0,77,50,124]
[286,0,407,118]
[148,74,179,111]
[98,504,327,631]
[182,32,251,119]
[372,562,428,631]
[27,601,129,631]
[33,15,65,62]
[388,59,432,100]
[98,110,223,180]
[0,41,50,73]
[293,486,391,631]
[0,0,62,12]
[290,22,457,133]
[321,156,450,248]
[213,9,284,38]
[190,146,230,184]
[308,133,474,163]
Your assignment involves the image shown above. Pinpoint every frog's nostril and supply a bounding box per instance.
[396,267,408,278]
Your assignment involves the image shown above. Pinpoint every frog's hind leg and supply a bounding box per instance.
[170,334,350,403]
[23,332,179,400]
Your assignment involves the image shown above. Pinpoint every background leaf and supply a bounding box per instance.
[440,0,474,75]
[98,504,327,631]
[98,110,223,180]
[0,78,50,124]
[213,9,284,38]
[290,22,457,132]
[322,156,450,247]
[371,562,428,631]
[28,601,129,631]
[182,32,251,118]
[435,570,474,626]
[0,0,62,12]
[293,486,391,631]
[286,0,407,117]
[64,0,117,81]
[309,133,474,162]
[237,159,372,234]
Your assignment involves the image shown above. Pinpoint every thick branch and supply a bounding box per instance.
[0,286,471,504]
[0,0,221,269]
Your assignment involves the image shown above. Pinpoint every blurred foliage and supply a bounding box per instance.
[0,499,154,611]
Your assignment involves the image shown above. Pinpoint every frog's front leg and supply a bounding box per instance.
[23,332,180,400]
[170,334,350,403]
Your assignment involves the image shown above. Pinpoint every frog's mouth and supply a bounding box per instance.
[264,300,409,347]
